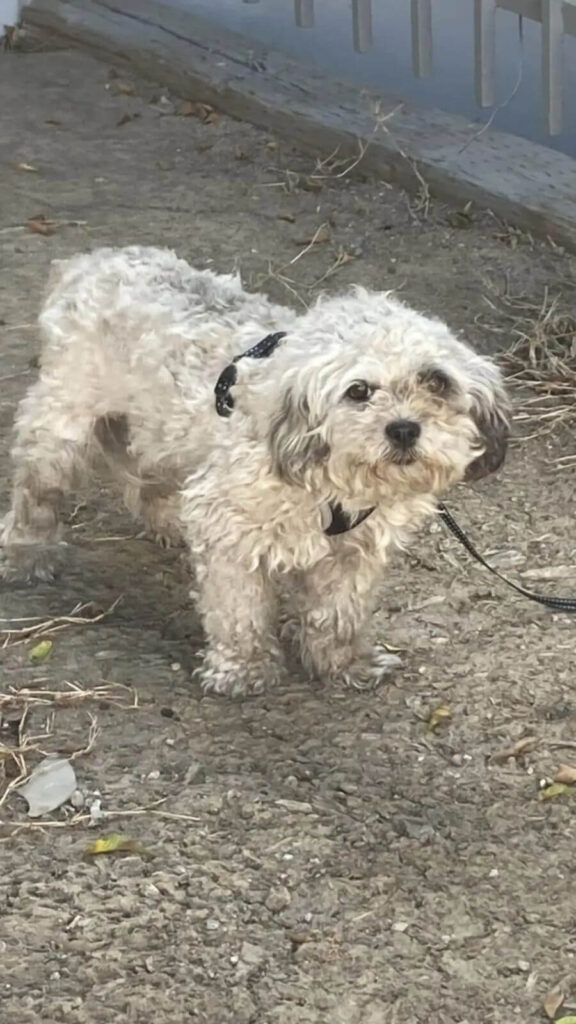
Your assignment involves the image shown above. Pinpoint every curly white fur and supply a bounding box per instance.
[0,246,510,696]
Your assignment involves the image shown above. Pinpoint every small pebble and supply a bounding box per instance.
[265,886,291,913]
[275,799,313,814]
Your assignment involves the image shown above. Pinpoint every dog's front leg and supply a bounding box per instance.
[298,549,401,690]
[193,551,283,697]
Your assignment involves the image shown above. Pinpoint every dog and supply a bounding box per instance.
[0,246,509,696]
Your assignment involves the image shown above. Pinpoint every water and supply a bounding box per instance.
[176,0,576,158]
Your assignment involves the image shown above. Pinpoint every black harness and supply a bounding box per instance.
[214,334,576,609]
[214,332,286,418]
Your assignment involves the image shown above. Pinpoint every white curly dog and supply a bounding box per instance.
[1,246,509,696]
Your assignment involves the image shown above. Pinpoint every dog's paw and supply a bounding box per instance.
[147,528,183,550]
[0,542,69,585]
[339,646,402,691]
[194,654,281,698]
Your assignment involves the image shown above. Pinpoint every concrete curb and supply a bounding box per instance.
[23,0,576,252]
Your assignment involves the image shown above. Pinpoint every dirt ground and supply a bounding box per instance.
[2,39,576,1024]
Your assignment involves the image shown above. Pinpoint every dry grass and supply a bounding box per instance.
[1,801,201,843]
[0,679,137,712]
[481,288,576,445]
[0,596,122,649]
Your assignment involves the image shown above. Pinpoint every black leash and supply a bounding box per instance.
[438,502,576,613]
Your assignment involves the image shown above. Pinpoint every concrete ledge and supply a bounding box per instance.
[23,0,576,251]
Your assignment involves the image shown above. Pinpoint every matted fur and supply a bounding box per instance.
[0,246,509,696]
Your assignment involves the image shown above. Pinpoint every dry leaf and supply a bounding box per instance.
[278,213,295,223]
[490,735,539,764]
[26,214,55,236]
[539,782,571,801]
[555,764,576,785]
[85,833,146,857]
[17,162,38,173]
[198,105,220,125]
[543,986,566,1019]
[447,201,475,229]
[115,81,136,95]
[28,639,53,665]
[176,100,220,123]
[175,99,198,117]
[116,113,140,127]
[427,705,452,733]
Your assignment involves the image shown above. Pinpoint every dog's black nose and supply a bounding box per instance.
[385,418,421,448]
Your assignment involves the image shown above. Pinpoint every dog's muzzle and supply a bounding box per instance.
[384,419,421,465]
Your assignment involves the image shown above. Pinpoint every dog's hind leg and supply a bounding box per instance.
[138,485,183,548]
[1,379,96,583]
[122,480,183,548]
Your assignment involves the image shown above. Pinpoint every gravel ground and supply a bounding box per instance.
[2,41,576,1024]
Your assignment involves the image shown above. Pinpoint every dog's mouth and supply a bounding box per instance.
[388,448,418,467]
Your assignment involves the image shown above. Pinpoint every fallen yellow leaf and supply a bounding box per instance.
[539,782,571,801]
[427,705,452,733]
[554,764,576,785]
[85,833,145,856]
[556,1017,576,1024]
[28,640,53,665]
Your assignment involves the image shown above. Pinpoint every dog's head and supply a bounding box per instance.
[263,289,509,497]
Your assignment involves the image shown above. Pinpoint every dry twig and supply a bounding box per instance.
[1,596,122,649]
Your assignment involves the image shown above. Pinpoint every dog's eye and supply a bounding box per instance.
[419,368,453,396]
[344,380,374,403]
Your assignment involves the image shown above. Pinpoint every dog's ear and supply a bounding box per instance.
[465,378,510,482]
[268,386,329,485]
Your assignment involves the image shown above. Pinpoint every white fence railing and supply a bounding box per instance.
[244,0,576,135]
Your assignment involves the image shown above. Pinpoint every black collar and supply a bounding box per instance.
[214,332,375,537]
